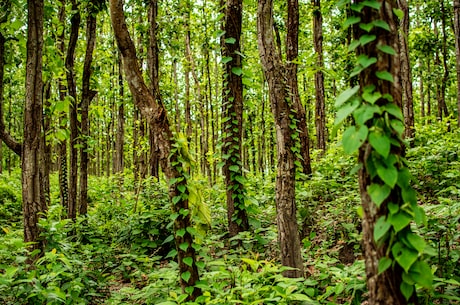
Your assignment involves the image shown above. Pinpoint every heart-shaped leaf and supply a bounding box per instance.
[368,183,391,207]
[369,130,390,158]
[374,216,391,242]
[377,163,398,187]
[342,125,368,154]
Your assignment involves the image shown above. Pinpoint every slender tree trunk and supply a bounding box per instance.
[454,0,460,127]
[80,5,98,215]
[110,0,201,299]
[440,0,450,120]
[313,0,326,152]
[398,0,414,140]
[114,53,124,174]
[65,0,80,220]
[287,0,311,175]
[42,83,51,208]
[221,0,249,237]
[23,0,45,252]
[257,0,304,278]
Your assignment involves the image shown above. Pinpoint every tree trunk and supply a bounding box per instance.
[440,0,450,120]
[287,0,311,175]
[313,0,326,152]
[80,4,98,215]
[114,53,124,174]
[109,0,201,299]
[398,0,414,141]
[65,0,80,220]
[454,0,460,127]
[257,0,304,278]
[23,0,45,252]
[221,0,249,237]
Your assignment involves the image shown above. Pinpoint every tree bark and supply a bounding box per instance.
[80,4,98,215]
[114,53,124,175]
[257,0,304,278]
[287,0,311,175]
[109,0,201,299]
[313,0,326,152]
[221,0,249,237]
[23,0,45,252]
[454,0,460,127]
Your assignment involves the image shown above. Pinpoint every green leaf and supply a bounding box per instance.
[363,0,381,10]
[335,85,360,107]
[176,228,186,237]
[360,34,376,46]
[172,196,181,204]
[359,22,374,32]
[377,44,396,55]
[181,271,191,282]
[177,184,186,193]
[383,104,403,120]
[342,125,368,154]
[354,104,381,125]
[231,66,242,76]
[221,56,232,64]
[334,98,359,126]
[376,162,398,188]
[388,202,399,214]
[357,54,377,69]
[183,257,193,267]
[348,39,361,51]
[179,242,189,251]
[343,16,361,28]
[378,257,392,274]
[393,8,404,19]
[392,242,418,273]
[373,20,390,31]
[374,216,391,242]
[400,281,414,301]
[229,165,239,172]
[362,90,381,104]
[369,130,390,158]
[225,37,236,44]
[409,261,433,288]
[391,120,405,137]
[376,71,394,82]
[389,211,411,232]
[406,233,425,253]
[396,168,411,189]
[368,183,391,207]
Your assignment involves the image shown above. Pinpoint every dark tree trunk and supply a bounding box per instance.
[257,0,304,278]
[287,0,311,175]
[398,0,414,141]
[114,53,124,175]
[65,0,80,220]
[440,0,450,120]
[221,0,249,237]
[109,0,201,300]
[354,1,417,304]
[313,0,326,152]
[80,5,98,215]
[454,0,460,127]
[23,0,45,252]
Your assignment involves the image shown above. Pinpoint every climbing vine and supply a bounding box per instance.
[336,0,433,301]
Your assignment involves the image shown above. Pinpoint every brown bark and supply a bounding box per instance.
[221,0,249,237]
[23,0,45,252]
[80,5,98,215]
[257,0,304,278]
[65,0,80,220]
[114,53,124,174]
[287,0,311,175]
[355,1,415,304]
[313,0,326,152]
[109,0,201,299]
[440,0,450,120]
[454,0,460,127]
[398,0,414,140]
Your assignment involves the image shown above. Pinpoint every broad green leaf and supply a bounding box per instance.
[373,20,390,31]
[389,211,411,232]
[401,187,417,207]
[374,216,391,242]
[377,44,396,55]
[391,119,405,137]
[177,184,186,193]
[406,233,425,253]
[388,202,399,214]
[376,162,398,187]
[231,66,242,76]
[343,16,361,28]
[368,183,391,207]
[342,125,368,154]
[363,0,381,10]
[357,54,377,69]
[396,167,411,188]
[360,34,376,46]
[181,271,191,282]
[225,37,236,44]
[378,257,392,274]
[393,8,404,19]
[354,104,381,125]
[335,85,360,107]
[359,22,374,32]
[334,98,359,126]
[400,281,414,301]
[179,242,189,251]
[290,294,313,301]
[392,242,418,273]
[348,39,361,51]
[362,90,381,104]
[413,206,426,226]
[176,228,186,237]
[383,104,404,120]
[409,261,433,288]
[221,56,232,64]
[229,165,239,172]
[375,71,394,82]
[369,130,390,158]
[183,257,193,267]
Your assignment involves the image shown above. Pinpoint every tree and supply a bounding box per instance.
[221,0,249,237]
[109,0,201,300]
[257,0,304,278]
[454,0,460,127]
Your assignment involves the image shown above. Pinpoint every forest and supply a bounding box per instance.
[0,0,459,304]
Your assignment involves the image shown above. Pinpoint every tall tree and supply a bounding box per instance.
[109,0,201,300]
[221,0,249,237]
[454,0,460,127]
[287,0,312,175]
[23,0,45,252]
[257,0,304,278]
[313,0,326,152]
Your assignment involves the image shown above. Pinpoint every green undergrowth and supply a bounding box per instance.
[0,125,459,304]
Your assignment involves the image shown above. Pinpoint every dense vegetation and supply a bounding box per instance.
[1,0,460,304]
